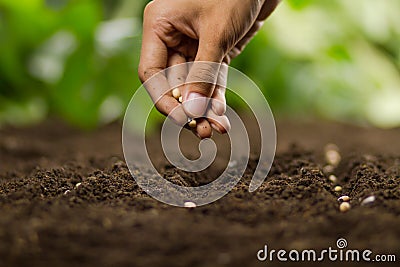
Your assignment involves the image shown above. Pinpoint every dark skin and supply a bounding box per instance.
[139,0,280,138]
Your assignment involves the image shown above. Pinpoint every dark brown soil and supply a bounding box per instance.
[1,119,400,267]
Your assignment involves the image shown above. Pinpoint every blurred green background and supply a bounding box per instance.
[1,0,399,129]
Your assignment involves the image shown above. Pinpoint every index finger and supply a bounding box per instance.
[138,11,187,125]
[138,6,168,88]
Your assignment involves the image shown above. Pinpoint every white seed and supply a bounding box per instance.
[184,201,197,208]
[323,165,335,174]
[338,195,350,202]
[172,88,181,99]
[361,195,375,206]
[339,202,351,212]
[178,96,183,103]
[64,190,71,195]
[334,185,342,192]
[328,175,338,183]
[75,182,82,188]
[325,150,341,166]
[188,119,197,128]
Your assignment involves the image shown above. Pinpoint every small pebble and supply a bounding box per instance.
[338,195,350,202]
[184,201,197,208]
[334,185,342,192]
[361,195,375,206]
[178,96,183,103]
[339,202,351,212]
[328,175,338,183]
[188,119,197,128]
[172,88,181,99]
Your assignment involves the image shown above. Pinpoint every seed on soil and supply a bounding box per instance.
[325,150,341,166]
[172,88,181,99]
[323,165,335,174]
[324,143,341,166]
[188,119,197,128]
[184,201,197,208]
[361,195,376,206]
[338,195,350,202]
[339,202,351,212]
[178,96,183,103]
[328,175,338,183]
[75,182,82,188]
[64,190,71,195]
[334,185,342,192]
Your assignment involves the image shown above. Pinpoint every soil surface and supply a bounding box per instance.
[1,118,400,267]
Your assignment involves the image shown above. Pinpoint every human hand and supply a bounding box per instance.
[138,0,279,138]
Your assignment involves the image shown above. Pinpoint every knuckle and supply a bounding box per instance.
[144,1,169,25]
[143,1,157,17]
[138,66,161,83]
[193,82,214,96]
[189,63,219,83]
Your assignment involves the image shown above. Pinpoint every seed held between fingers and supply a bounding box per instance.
[178,96,183,103]
[188,119,197,128]
[172,88,181,99]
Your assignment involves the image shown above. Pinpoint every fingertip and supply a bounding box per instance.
[195,119,212,139]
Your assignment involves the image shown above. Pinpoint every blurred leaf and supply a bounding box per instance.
[286,0,314,10]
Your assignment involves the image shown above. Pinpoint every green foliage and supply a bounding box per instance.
[0,0,143,128]
[233,0,400,127]
[0,0,399,128]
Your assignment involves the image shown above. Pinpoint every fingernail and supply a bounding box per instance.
[183,92,207,117]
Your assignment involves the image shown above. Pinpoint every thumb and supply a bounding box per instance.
[183,40,225,118]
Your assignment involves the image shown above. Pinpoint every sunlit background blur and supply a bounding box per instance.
[1,0,400,129]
